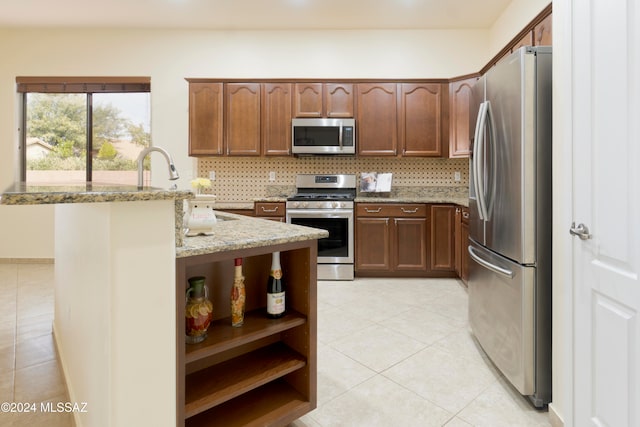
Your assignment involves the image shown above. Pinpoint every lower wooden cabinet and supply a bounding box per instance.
[454,206,470,284]
[430,204,456,272]
[355,203,428,275]
[254,202,285,222]
[355,203,460,278]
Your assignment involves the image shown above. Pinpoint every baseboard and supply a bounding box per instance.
[548,403,564,427]
[52,323,79,427]
[0,258,54,264]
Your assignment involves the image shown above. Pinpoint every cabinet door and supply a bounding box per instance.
[449,77,477,158]
[225,83,261,156]
[393,218,428,271]
[534,13,552,46]
[294,83,323,117]
[262,83,292,156]
[430,205,456,271]
[189,82,224,156]
[325,83,354,117]
[355,217,391,271]
[399,83,443,157]
[356,83,398,156]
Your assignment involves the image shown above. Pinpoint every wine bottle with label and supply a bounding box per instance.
[266,252,285,318]
[230,258,246,327]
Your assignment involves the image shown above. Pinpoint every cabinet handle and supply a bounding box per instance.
[261,206,279,213]
[462,211,470,219]
[400,207,419,214]
[456,208,461,214]
[364,207,382,213]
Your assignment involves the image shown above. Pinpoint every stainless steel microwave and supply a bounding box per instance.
[291,118,356,155]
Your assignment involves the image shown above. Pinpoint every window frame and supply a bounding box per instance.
[17,76,150,183]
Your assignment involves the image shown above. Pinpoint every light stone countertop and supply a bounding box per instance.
[252,185,469,207]
[177,211,328,258]
[0,182,193,205]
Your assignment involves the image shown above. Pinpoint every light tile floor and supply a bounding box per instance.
[0,262,72,427]
[0,263,551,427]
[293,277,552,427]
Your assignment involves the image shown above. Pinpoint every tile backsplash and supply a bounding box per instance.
[197,156,469,201]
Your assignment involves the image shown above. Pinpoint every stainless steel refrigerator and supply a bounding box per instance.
[468,46,552,408]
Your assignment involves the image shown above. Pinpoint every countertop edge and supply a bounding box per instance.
[1,185,193,206]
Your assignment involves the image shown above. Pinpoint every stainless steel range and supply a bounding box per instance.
[286,174,356,280]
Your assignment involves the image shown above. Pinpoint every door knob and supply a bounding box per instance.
[569,222,592,240]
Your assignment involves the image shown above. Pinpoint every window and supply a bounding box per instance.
[17,77,151,185]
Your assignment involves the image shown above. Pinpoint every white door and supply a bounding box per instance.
[570,0,640,426]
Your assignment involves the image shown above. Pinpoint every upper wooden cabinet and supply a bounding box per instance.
[188,81,292,157]
[262,83,292,156]
[189,82,224,156]
[356,83,398,156]
[534,13,552,46]
[294,83,353,118]
[449,77,478,158]
[225,83,261,156]
[399,83,447,157]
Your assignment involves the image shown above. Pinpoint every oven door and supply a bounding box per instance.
[286,208,354,264]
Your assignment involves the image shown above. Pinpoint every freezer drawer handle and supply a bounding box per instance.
[468,246,515,278]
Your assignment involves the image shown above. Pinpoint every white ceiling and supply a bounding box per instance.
[0,0,514,30]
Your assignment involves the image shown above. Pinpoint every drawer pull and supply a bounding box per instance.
[364,207,382,213]
[400,207,419,214]
[261,206,279,213]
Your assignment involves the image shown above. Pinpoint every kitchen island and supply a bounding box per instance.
[1,183,326,427]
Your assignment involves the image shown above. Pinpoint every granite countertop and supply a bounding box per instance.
[253,185,469,207]
[0,182,193,205]
[355,186,469,207]
[177,211,328,258]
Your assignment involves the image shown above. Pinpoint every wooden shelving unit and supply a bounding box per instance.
[176,240,318,427]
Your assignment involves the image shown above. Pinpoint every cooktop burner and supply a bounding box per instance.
[288,192,355,202]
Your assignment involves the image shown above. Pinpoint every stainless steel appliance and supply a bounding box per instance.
[286,174,356,280]
[468,46,552,408]
[291,118,355,155]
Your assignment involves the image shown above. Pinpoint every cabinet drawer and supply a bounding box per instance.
[254,202,285,217]
[356,203,427,217]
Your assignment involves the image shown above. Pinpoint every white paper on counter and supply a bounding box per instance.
[360,172,392,192]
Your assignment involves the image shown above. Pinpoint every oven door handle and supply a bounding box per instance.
[287,209,353,218]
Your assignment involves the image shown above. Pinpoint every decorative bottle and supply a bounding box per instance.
[185,276,213,344]
[266,252,286,318]
[230,258,246,327]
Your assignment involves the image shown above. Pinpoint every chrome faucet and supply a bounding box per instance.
[137,146,179,189]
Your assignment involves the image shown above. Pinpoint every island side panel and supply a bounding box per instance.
[54,200,177,427]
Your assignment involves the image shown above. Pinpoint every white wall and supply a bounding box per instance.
[489,0,551,56]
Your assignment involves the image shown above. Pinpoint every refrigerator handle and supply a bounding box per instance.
[484,101,497,219]
[473,101,489,221]
[468,245,515,278]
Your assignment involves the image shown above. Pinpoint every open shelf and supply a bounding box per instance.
[176,242,317,426]
[185,309,306,364]
[185,342,306,418]
[185,380,312,427]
